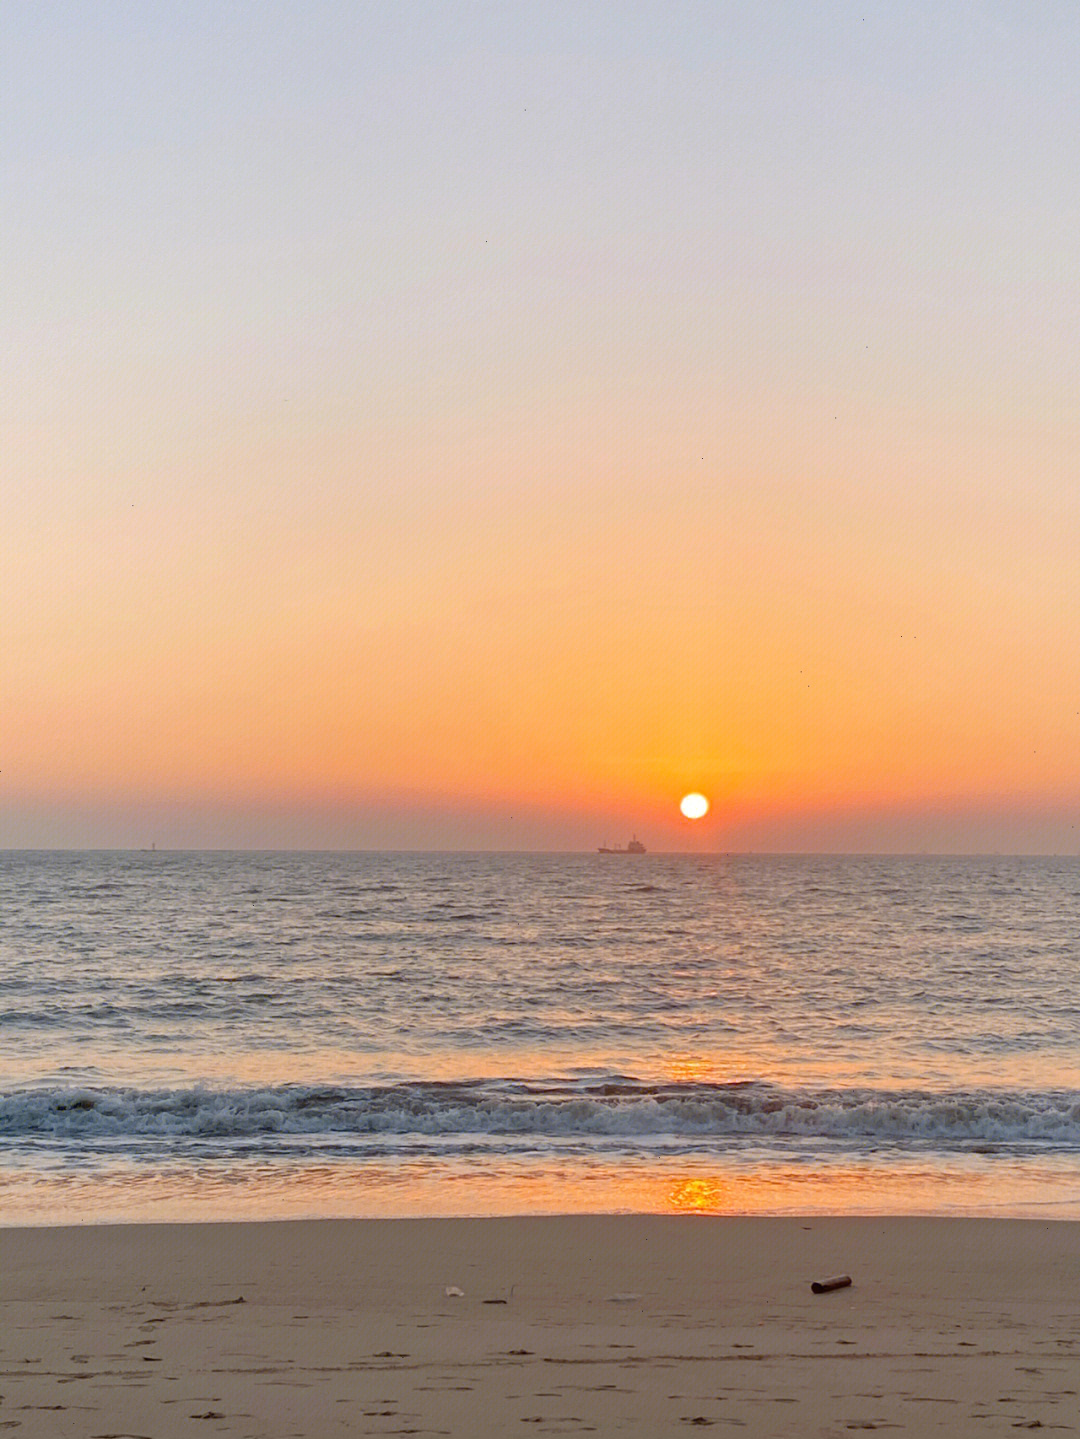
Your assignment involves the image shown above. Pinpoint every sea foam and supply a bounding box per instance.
[3,1079,1080,1146]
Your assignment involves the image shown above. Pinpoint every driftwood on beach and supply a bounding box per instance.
[811,1274,852,1293]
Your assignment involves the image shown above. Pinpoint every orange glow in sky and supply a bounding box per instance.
[4,6,1080,851]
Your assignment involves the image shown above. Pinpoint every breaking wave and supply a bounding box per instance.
[4,1079,1080,1147]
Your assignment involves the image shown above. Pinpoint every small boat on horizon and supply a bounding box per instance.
[598,836,646,854]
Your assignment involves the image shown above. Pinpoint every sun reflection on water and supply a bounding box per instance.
[667,1176,727,1212]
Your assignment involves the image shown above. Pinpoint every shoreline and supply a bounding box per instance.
[4,1215,1079,1435]
[7,1199,1080,1229]
[8,1151,1080,1226]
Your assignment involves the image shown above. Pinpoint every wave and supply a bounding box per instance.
[4,1079,1080,1146]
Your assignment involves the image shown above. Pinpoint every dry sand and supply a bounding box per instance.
[2,1215,1079,1436]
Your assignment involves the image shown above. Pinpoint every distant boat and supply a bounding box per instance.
[598,836,646,854]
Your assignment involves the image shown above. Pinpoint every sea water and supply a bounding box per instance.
[3,850,1080,1223]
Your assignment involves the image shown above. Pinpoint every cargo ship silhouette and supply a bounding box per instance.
[597,836,646,854]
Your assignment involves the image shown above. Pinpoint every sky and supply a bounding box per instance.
[3,1,1080,852]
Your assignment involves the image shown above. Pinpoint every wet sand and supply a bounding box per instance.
[2,1215,1079,1436]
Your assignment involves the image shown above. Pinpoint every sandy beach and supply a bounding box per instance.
[2,1217,1079,1436]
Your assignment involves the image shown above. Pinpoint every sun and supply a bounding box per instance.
[679,793,710,820]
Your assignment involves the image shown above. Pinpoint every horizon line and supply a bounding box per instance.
[3,847,1079,859]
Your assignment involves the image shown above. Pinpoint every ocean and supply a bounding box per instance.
[3,850,1080,1224]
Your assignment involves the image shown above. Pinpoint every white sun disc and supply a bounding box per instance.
[680,793,710,820]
